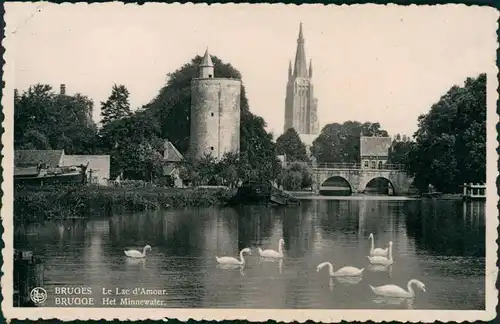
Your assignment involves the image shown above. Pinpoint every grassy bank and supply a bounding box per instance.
[14,185,233,224]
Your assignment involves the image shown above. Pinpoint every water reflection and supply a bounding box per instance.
[14,199,485,309]
[372,296,414,309]
[367,264,393,278]
[405,200,485,257]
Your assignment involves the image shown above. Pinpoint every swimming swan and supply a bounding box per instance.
[369,279,426,298]
[367,241,393,265]
[369,233,388,257]
[216,248,251,266]
[258,239,285,259]
[124,245,151,258]
[316,261,365,277]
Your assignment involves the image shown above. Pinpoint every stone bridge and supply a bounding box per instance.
[286,162,415,195]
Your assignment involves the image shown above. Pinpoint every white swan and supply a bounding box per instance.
[216,247,251,266]
[316,261,365,277]
[369,233,388,257]
[369,279,426,298]
[124,245,151,258]
[258,238,285,258]
[367,241,393,265]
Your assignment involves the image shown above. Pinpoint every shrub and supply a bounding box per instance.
[280,163,313,191]
[14,184,231,224]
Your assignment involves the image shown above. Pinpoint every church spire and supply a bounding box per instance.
[293,22,308,77]
[298,22,304,41]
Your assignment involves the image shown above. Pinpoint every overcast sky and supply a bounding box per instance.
[5,3,498,138]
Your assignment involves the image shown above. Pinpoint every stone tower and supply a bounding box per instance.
[189,48,242,160]
[284,23,319,136]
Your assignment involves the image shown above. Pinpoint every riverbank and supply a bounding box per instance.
[14,185,233,224]
[285,190,464,201]
[295,195,418,201]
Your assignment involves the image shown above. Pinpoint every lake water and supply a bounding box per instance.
[14,198,486,309]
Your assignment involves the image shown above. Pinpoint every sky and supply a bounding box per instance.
[5,3,498,138]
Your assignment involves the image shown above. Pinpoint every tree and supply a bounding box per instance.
[144,54,281,184]
[310,121,388,163]
[219,152,241,188]
[100,84,131,126]
[406,73,486,193]
[276,128,309,162]
[388,133,415,164]
[14,84,98,154]
[97,110,164,179]
[280,162,312,191]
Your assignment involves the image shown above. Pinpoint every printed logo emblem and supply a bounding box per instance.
[30,287,47,304]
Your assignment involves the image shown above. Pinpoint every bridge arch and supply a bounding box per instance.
[319,176,353,196]
[361,176,396,195]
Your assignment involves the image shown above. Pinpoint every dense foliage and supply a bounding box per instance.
[14,84,97,154]
[15,55,280,185]
[100,84,132,126]
[388,134,414,164]
[14,184,232,224]
[14,56,485,196]
[97,106,164,180]
[406,73,486,193]
[279,163,313,191]
[144,54,281,183]
[276,128,309,162]
[311,121,388,163]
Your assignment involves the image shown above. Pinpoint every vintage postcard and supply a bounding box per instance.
[2,2,498,322]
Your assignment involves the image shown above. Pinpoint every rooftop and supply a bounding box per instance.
[15,150,65,167]
[163,140,184,162]
[360,136,392,157]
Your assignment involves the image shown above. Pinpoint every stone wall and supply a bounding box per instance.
[312,168,414,195]
[190,78,241,160]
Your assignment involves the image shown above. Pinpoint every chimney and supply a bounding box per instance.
[60,84,66,95]
[14,88,18,99]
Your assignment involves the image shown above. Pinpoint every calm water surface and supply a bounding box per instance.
[15,199,486,309]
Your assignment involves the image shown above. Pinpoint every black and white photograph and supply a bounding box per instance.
[3,2,498,322]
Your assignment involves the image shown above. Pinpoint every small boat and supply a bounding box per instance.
[227,181,300,206]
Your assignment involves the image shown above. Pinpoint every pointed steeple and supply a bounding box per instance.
[298,22,304,41]
[288,60,292,79]
[309,59,313,78]
[199,47,214,78]
[293,22,308,77]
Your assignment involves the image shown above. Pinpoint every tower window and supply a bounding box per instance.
[210,146,214,151]
[210,112,214,117]
[209,74,213,78]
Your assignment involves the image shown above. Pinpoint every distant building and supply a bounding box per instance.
[15,149,110,185]
[162,140,184,188]
[189,48,241,160]
[284,23,319,137]
[60,155,110,186]
[15,149,65,169]
[360,135,392,169]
